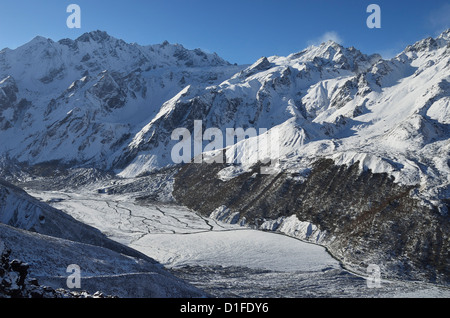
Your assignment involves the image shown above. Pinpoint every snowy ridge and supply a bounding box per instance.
[260,215,327,244]
[0,30,241,168]
[0,30,449,210]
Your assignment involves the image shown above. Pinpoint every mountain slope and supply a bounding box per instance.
[169,30,449,214]
[1,30,448,207]
[0,178,148,259]
[0,224,206,298]
[0,31,241,168]
[171,31,450,284]
[115,41,383,176]
[0,179,207,297]
[117,31,449,213]
[0,30,449,287]
[173,158,449,284]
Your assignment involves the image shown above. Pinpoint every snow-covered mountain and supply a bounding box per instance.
[118,30,449,215]
[115,40,384,176]
[206,31,450,213]
[165,31,449,284]
[0,30,241,169]
[1,29,449,286]
[1,30,448,210]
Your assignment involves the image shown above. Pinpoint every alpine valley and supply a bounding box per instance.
[0,30,449,298]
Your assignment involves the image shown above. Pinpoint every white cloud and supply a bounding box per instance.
[308,31,344,47]
[428,3,450,35]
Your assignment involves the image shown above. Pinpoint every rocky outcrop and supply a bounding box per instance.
[0,30,240,170]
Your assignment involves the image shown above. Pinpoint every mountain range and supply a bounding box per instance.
[0,30,448,209]
[0,29,449,290]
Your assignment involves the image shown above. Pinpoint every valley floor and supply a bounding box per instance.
[27,188,450,298]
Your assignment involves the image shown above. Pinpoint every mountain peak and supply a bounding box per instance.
[405,29,450,53]
[320,40,343,49]
[437,28,450,41]
[28,35,53,46]
[76,30,113,43]
[31,35,49,42]
[14,35,54,52]
[287,40,380,73]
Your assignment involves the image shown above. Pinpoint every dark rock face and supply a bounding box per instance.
[173,159,449,284]
[0,77,32,131]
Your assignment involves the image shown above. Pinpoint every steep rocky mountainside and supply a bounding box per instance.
[173,158,449,284]
[0,30,242,171]
[169,31,450,285]
[0,31,448,208]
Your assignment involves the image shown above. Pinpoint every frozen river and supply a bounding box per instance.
[29,189,450,298]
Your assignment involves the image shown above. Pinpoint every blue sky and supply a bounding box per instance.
[0,0,449,64]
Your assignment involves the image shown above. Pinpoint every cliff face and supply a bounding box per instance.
[173,159,449,284]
